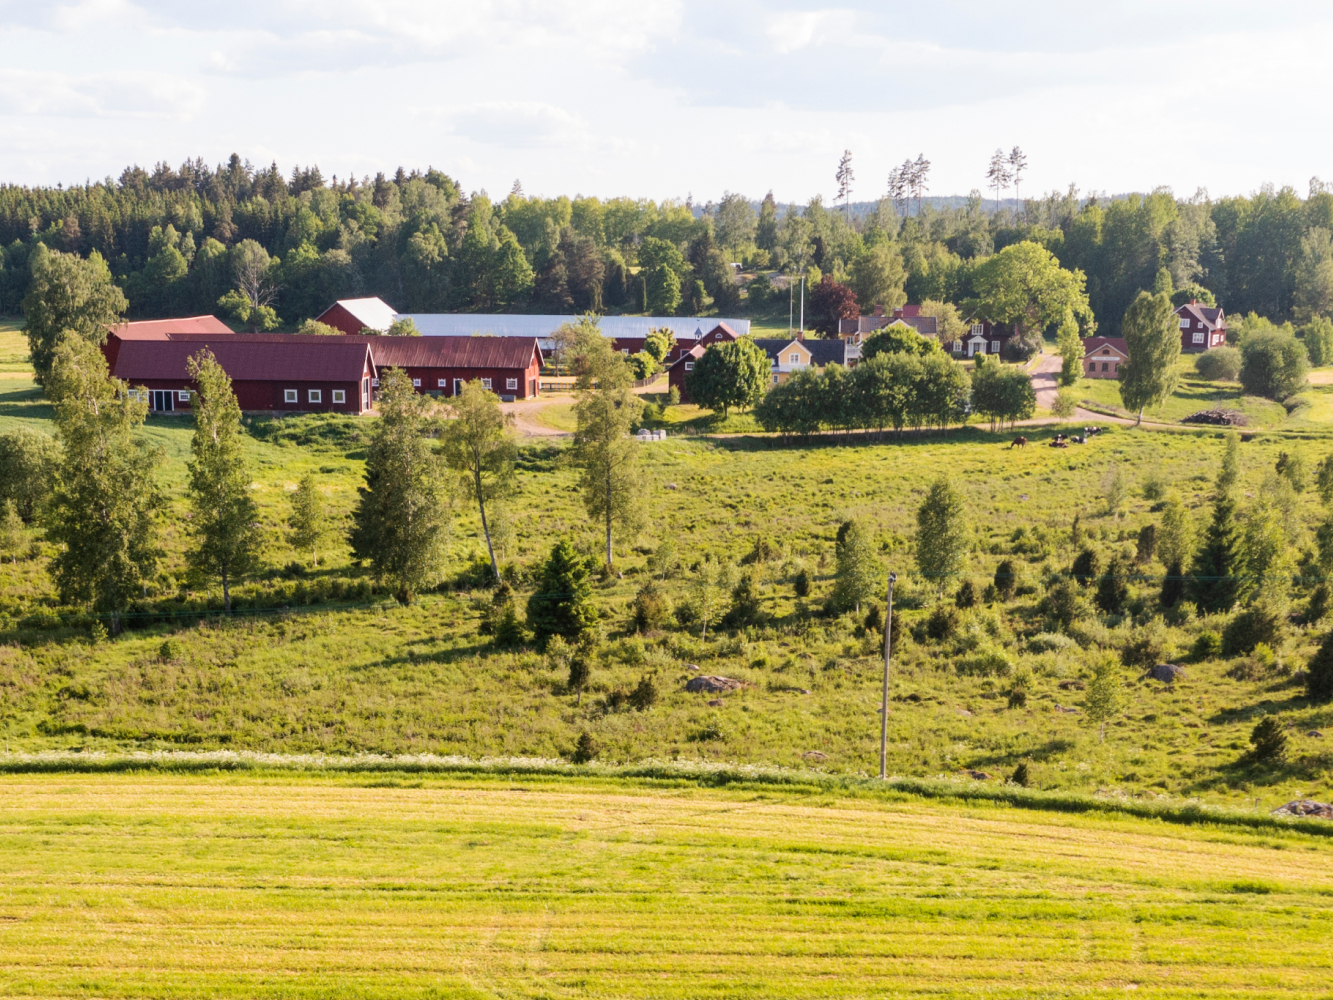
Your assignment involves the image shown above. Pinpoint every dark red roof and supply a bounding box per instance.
[111,316,234,338]
[112,340,374,383]
[1175,302,1225,329]
[160,333,541,370]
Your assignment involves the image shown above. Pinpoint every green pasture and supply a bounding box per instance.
[0,772,1330,998]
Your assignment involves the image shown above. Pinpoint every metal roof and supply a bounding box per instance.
[396,314,750,341]
[112,340,374,383]
[110,315,234,338]
[160,332,542,370]
[324,297,398,332]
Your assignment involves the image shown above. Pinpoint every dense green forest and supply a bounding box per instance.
[1,155,1331,335]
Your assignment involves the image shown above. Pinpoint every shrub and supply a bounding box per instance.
[958,643,1013,677]
[924,605,959,641]
[1305,628,1333,702]
[630,580,673,632]
[159,638,183,662]
[955,579,977,609]
[793,569,811,598]
[1239,328,1309,400]
[1195,346,1242,381]
[1051,390,1077,419]
[668,386,681,406]
[993,559,1017,601]
[1094,556,1129,614]
[1010,761,1031,787]
[1135,524,1157,564]
[1071,548,1100,587]
[863,602,883,635]
[1028,632,1075,653]
[1041,580,1086,632]
[493,604,527,647]
[1245,716,1287,763]
[1160,561,1186,609]
[1221,602,1284,656]
[627,675,658,711]
[567,655,592,704]
[1141,472,1168,503]
[740,536,778,565]
[1121,618,1169,668]
[1192,630,1222,660]
[1307,583,1331,626]
[571,731,597,764]
[727,571,765,627]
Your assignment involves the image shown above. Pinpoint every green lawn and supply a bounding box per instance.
[1072,359,1291,427]
[0,772,1329,998]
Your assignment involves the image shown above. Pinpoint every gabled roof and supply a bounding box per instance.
[110,315,234,338]
[112,340,374,383]
[158,332,542,370]
[320,297,398,333]
[667,345,706,368]
[752,338,846,366]
[1175,301,1225,329]
[1082,337,1129,357]
[396,314,751,340]
[838,314,939,337]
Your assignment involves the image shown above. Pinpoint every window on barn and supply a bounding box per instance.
[371,378,380,387]
[438,379,446,387]
[177,390,190,401]
[284,389,298,403]
[308,389,322,403]
[506,378,518,390]
[621,349,629,355]
[332,390,345,404]
[482,378,492,389]
[412,379,421,387]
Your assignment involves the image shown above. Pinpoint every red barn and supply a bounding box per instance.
[103,315,234,369]
[314,297,398,336]
[110,339,375,414]
[137,332,544,403]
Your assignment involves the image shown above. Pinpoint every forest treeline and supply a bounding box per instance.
[2,155,1332,335]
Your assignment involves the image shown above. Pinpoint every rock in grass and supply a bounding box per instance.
[962,769,993,780]
[1147,663,1186,683]
[801,751,828,762]
[1308,730,1324,738]
[1271,800,1333,819]
[685,675,745,693]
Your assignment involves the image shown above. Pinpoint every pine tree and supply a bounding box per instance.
[42,338,162,631]
[350,368,450,603]
[526,539,598,642]
[1188,492,1244,613]
[185,350,260,613]
[1306,628,1333,702]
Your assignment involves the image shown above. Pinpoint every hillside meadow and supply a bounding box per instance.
[0,771,1331,998]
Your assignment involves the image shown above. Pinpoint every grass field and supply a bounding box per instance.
[0,771,1330,998]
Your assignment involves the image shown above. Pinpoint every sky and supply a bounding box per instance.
[0,0,1331,205]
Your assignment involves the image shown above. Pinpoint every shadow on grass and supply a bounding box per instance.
[969,738,1077,769]
[0,383,52,422]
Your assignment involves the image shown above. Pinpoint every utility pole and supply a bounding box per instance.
[799,275,805,335]
[879,571,897,780]
[789,280,793,334]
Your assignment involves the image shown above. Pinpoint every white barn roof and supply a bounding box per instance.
[337,297,398,332]
[395,314,750,342]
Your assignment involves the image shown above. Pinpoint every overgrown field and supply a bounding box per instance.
[3,321,1333,806]
[0,772,1330,998]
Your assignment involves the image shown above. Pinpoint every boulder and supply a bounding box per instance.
[1309,730,1324,738]
[685,675,745,693]
[1054,703,1080,714]
[801,751,828,762]
[1147,663,1186,683]
[1271,800,1333,820]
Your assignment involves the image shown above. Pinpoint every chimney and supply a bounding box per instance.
[1190,298,1198,306]
[873,304,884,317]
[892,306,904,319]
[796,329,804,342]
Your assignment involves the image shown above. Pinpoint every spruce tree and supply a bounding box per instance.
[1188,492,1244,613]
[185,350,260,613]
[526,539,598,642]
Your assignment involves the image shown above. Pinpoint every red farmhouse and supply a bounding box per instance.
[110,339,375,414]
[314,297,397,336]
[1175,300,1227,351]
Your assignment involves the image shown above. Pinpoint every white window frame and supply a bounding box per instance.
[412,378,421,387]
[308,389,322,403]
[788,352,800,364]
[684,362,694,371]
[506,378,518,390]
[371,378,380,387]
[990,340,1000,353]
[284,389,298,403]
[953,339,962,352]
[438,378,447,387]
[772,374,779,384]
[970,323,984,336]
[177,390,190,402]
[621,349,629,355]
[1179,318,1190,328]
[1192,332,1204,344]
[332,389,346,404]
[481,378,493,390]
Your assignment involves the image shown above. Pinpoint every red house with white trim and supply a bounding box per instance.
[1175,301,1226,351]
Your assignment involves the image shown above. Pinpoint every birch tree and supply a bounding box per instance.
[440,379,517,584]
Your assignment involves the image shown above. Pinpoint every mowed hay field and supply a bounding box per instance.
[1,774,1332,999]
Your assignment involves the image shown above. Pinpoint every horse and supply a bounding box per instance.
[1009,436,1027,449]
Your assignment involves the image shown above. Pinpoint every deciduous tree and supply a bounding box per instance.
[185,349,261,613]
[970,241,1093,360]
[686,338,771,416]
[916,475,968,597]
[288,474,329,568]
[22,243,127,387]
[1118,291,1182,424]
[440,379,517,583]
